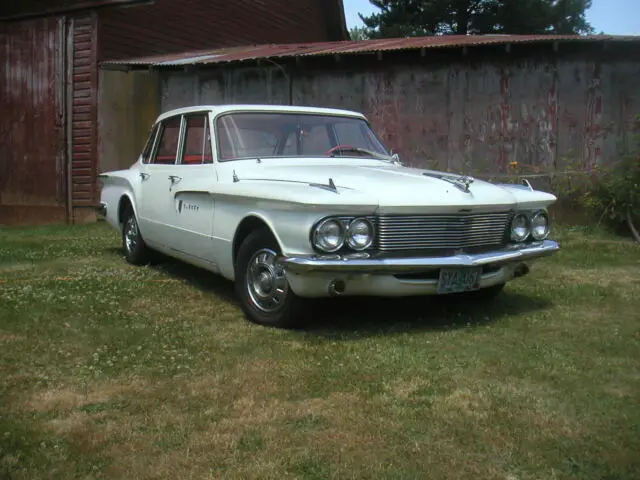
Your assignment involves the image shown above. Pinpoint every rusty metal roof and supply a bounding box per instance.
[101,34,640,69]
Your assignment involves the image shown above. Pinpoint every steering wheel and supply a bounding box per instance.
[325,144,356,157]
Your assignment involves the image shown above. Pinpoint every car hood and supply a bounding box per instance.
[226,160,532,214]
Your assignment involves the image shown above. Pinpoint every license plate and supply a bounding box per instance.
[437,267,482,294]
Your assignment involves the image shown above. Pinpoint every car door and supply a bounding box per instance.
[167,112,218,265]
[132,122,159,237]
[138,114,183,247]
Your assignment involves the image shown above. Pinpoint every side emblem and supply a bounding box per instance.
[177,199,199,213]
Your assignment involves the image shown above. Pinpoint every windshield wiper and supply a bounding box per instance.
[328,146,394,162]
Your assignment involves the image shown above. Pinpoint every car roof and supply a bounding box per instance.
[155,104,367,123]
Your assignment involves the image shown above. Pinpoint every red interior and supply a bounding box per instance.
[154,155,213,165]
[182,154,213,165]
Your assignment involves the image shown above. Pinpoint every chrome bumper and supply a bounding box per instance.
[278,240,560,274]
[96,202,107,219]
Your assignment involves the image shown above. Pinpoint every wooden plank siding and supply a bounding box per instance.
[69,13,99,218]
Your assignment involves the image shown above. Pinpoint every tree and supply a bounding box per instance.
[358,0,594,38]
[349,26,370,40]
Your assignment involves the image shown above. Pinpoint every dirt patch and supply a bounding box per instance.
[25,378,148,413]
[385,377,430,399]
[432,387,490,420]
[0,333,24,343]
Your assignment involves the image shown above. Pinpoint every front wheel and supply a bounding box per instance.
[235,228,305,328]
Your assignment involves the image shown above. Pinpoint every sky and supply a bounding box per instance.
[343,0,640,35]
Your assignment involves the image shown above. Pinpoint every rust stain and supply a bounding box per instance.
[157,48,640,177]
[584,63,604,168]
[101,34,639,68]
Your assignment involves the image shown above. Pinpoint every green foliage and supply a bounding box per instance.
[584,156,640,230]
[349,26,370,40]
[359,0,594,38]
[579,116,640,237]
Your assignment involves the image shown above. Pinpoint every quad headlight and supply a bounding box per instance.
[510,210,551,242]
[510,213,531,242]
[346,218,374,250]
[312,217,375,252]
[531,211,550,240]
[313,218,345,252]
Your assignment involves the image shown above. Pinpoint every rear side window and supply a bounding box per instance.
[180,114,213,165]
[152,116,182,165]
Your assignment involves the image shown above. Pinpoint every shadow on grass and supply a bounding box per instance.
[297,292,552,339]
[115,248,553,338]
[105,246,238,303]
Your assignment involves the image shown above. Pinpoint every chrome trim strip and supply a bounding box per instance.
[278,240,560,274]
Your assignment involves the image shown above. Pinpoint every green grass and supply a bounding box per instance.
[0,222,639,479]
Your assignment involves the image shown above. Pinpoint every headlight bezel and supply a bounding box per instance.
[311,216,376,253]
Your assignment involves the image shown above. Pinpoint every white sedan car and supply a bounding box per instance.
[98,104,560,328]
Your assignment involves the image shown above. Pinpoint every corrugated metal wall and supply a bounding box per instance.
[0,17,67,225]
[98,0,342,61]
[157,47,640,181]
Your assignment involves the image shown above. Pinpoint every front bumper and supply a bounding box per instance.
[96,202,107,220]
[278,240,560,274]
[277,240,559,298]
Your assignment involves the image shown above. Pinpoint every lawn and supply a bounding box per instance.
[0,222,639,479]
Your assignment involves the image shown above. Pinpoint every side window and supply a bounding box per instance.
[180,114,213,165]
[141,123,159,164]
[152,116,181,165]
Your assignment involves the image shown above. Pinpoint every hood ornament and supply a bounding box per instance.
[423,172,475,193]
[457,175,475,192]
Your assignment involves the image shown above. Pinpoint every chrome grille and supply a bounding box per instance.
[376,211,513,251]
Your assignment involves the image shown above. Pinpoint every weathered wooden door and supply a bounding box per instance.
[0,16,68,225]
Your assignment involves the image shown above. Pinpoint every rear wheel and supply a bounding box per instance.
[235,228,305,328]
[121,206,150,265]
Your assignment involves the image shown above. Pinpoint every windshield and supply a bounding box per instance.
[216,112,390,161]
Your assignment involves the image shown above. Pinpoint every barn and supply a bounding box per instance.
[0,0,348,225]
[99,35,640,197]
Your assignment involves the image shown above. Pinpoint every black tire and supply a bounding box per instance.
[235,227,306,328]
[121,206,150,266]
[451,283,505,302]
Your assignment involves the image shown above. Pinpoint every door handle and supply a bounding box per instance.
[139,172,150,180]
[168,175,182,184]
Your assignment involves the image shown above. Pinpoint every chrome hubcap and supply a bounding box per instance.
[246,248,288,313]
[124,217,138,253]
